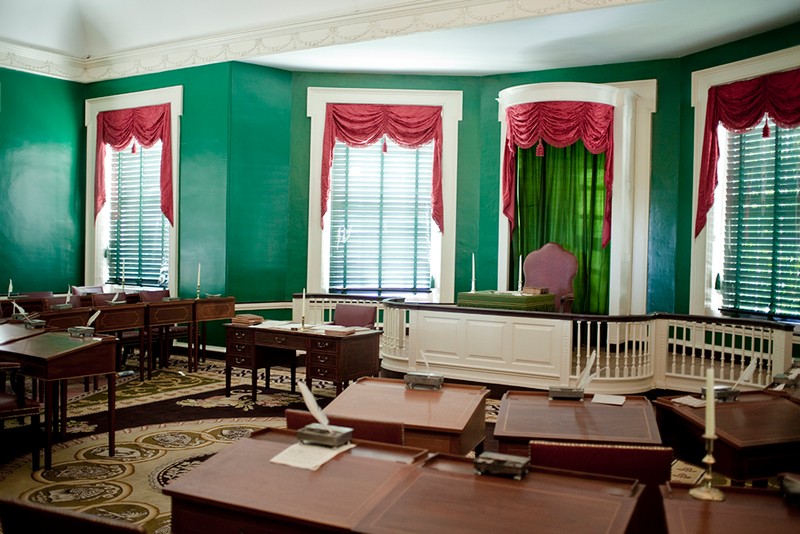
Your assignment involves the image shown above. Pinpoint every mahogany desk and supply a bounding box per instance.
[494,391,663,456]
[91,302,147,380]
[38,307,94,331]
[0,322,46,345]
[0,332,117,469]
[145,299,194,378]
[192,297,235,372]
[164,428,427,533]
[660,483,800,532]
[654,392,800,482]
[324,377,489,455]
[225,323,381,399]
[164,428,643,534]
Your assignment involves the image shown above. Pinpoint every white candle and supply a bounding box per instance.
[301,288,306,318]
[518,255,523,289]
[7,279,12,296]
[196,263,201,288]
[705,367,716,437]
[471,253,476,292]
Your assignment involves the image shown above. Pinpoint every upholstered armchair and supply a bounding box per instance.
[332,303,377,329]
[523,243,578,313]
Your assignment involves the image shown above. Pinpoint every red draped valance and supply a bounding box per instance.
[695,66,800,237]
[502,101,615,247]
[320,103,444,232]
[95,103,174,225]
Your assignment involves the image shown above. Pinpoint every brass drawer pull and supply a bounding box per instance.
[315,341,332,349]
[234,331,246,339]
[234,357,247,365]
[316,368,328,377]
[274,336,286,344]
[234,344,247,352]
[316,354,329,364]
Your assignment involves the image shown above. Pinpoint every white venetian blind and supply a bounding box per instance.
[721,119,800,319]
[107,140,170,287]
[328,137,433,295]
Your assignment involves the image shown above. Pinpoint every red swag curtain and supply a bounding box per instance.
[320,103,444,233]
[95,103,174,225]
[695,66,800,237]
[502,101,615,247]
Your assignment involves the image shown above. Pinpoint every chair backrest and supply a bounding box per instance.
[523,243,578,312]
[137,289,171,302]
[43,296,83,309]
[91,292,129,306]
[285,409,404,445]
[0,498,145,533]
[332,303,377,329]
[529,440,673,534]
[71,285,104,296]
[20,291,54,298]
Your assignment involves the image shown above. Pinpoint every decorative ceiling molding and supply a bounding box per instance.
[0,0,640,83]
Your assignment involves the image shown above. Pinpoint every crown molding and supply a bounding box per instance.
[0,0,639,83]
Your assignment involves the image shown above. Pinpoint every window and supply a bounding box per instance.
[106,140,170,288]
[714,121,800,319]
[306,87,462,302]
[85,87,182,294]
[329,138,433,296]
[689,46,800,316]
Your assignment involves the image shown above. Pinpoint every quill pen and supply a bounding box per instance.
[576,350,597,390]
[298,381,330,428]
[86,310,101,327]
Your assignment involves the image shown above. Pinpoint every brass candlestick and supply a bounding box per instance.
[689,435,725,501]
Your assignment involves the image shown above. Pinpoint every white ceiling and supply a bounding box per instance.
[1,0,799,81]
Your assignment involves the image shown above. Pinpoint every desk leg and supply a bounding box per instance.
[44,381,54,470]
[138,329,145,381]
[59,379,67,438]
[107,372,116,457]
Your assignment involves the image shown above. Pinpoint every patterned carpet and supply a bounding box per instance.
[0,355,710,533]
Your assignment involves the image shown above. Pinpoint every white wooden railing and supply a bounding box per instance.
[292,295,796,394]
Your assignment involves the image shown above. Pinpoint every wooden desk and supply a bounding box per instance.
[164,428,642,534]
[145,299,194,378]
[38,307,94,331]
[164,428,427,533]
[358,455,642,534]
[92,303,147,380]
[225,323,381,398]
[0,322,46,345]
[0,332,117,469]
[495,391,662,456]
[324,377,489,454]
[192,297,235,372]
[660,484,800,533]
[654,392,800,482]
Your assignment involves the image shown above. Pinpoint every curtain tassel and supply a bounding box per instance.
[382,138,388,153]
[535,139,544,157]
[762,118,771,138]
[131,141,138,154]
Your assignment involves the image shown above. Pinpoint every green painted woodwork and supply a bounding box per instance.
[0,22,798,320]
[0,68,85,293]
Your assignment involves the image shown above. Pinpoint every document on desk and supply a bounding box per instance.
[270,442,355,471]
[591,394,626,406]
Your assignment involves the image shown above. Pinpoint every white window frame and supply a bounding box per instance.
[689,46,800,315]
[496,81,657,315]
[84,86,183,295]
[306,87,462,303]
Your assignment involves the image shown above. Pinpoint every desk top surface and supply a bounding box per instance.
[324,377,489,432]
[0,331,109,360]
[660,484,800,532]
[0,322,45,345]
[232,321,382,340]
[165,428,641,533]
[655,392,800,447]
[494,390,662,444]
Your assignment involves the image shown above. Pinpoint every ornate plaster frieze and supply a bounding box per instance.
[0,0,640,82]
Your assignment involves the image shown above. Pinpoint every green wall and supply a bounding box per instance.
[0,68,85,293]
[0,22,798,314]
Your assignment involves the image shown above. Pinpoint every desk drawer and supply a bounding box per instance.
[308,352,338,367]
[227,328,253,343]
[254,331,306,350]
[308,365,340,382]
[227,353,254,368]
[309,338,337,353]
[227,342,254,358]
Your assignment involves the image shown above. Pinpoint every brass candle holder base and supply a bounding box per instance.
[689,435,725,502]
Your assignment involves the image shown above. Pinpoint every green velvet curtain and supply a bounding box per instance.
[511,140,610,314]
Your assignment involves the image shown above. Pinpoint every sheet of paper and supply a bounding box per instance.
[591,393,626,406]
[270,442,355,471]
[670,395,706,408]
